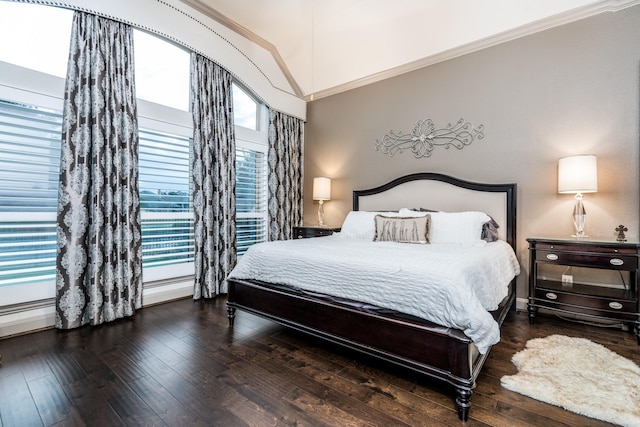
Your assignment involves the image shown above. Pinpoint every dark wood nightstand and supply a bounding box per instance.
[527,236,640,343]
[293,226,340,239]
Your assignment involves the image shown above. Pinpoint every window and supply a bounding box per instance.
[0,99,61,291]
[0,4,269,308]
[0,2,72,78]
[0,1,69,299]
[233,83,259,130]
[0,2,68,305]
[234,83,268,255]
[134,32,194,282]
[134,30,191,111]
[138,124,194,281]
[236,142,267,256]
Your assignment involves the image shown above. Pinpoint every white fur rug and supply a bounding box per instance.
[500,334,640,426]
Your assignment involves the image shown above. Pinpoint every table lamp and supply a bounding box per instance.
[313,177,331,226]
[558,154,598,237]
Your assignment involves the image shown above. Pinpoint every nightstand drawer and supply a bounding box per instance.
[535,250,637,270]
[534,288,637,320]
[535,242,638,255]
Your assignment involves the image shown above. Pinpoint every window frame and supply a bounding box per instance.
[235,120,269,256]
[0,61,64,305]
[138,99,195,282]
[0,48,270,310]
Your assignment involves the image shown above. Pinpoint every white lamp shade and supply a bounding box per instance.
[313,177,331,201]
[558,155,598,194]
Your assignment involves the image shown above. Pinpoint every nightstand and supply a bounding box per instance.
[293,226,340,239]
[527,237,640,344]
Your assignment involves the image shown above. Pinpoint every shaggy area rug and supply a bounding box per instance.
[500,334,640,426]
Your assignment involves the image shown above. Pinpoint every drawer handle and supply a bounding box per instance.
[609,302,623,310]
[545,292,558,300]
[546,254,559,261]
[609,258,624,266]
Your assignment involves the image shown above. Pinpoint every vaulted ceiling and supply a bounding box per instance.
[180,0,639,100]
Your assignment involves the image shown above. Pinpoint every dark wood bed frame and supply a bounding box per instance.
[226,172,517,421]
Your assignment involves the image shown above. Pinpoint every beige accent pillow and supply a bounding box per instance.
[373,215,430,244]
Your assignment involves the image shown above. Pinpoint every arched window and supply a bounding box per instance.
[0,3,268,307]
[233,83,259,130]
[0,2,72,77]
[134,30,190,111]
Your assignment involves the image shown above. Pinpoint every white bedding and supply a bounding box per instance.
[227,235,520,354]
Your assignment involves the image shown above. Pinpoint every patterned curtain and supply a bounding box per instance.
[268,109,304,241]
[191,54,236,299]
[56,12,141,329]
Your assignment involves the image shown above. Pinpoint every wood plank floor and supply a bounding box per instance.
[0,296,637,426]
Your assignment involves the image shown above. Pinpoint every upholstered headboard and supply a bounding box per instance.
[353,173,517,248]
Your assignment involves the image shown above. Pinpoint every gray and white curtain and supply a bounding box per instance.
[56,12,141,329]
[191,54,236,299]
[268,109,304,241]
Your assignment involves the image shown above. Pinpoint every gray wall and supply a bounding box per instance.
[303,6,640,300]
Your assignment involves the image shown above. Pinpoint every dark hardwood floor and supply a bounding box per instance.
[0,296,637,426]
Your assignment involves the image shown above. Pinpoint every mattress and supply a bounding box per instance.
[227,235,520,353]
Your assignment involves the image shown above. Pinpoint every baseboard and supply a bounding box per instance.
[0,281,194,339]
[142,280,193,306]
[516,297,528,312]
[0,305,56,338]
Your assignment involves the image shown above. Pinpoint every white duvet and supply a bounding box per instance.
[227,235,520,354]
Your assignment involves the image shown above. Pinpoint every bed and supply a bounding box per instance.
[226,172,518,421]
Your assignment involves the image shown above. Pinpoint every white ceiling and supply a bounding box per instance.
[182,0,639,100]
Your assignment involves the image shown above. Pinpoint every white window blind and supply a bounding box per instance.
[0,101,266,288]
[139,128,194,269]
[236,145,267,256]
[0,99,61,287]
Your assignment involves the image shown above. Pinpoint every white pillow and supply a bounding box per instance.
[398,208,430,217]
[429,211,490,245]
[340,210,399,239]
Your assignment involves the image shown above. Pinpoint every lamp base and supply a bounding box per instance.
[317,200,325,227]
[571,193,587,238]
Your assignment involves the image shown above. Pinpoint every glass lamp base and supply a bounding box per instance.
[571,194,587,238]
[317,200,325,226]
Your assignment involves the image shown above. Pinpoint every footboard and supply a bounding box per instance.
[226,277,512,420]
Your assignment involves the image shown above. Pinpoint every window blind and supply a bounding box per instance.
[0,101,266,288]
[236,146,267,256]
[0,99,61,287]
[139,128,194,268]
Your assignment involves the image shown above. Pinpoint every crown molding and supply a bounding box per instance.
[306,0,640,101]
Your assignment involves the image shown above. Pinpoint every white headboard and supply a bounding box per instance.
[353,173,516,247]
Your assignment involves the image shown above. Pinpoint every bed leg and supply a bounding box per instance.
[527,304,538,325]
[227,305,236,326]
[455,388,472,421]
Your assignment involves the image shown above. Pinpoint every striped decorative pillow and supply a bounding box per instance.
[373,215,430,244]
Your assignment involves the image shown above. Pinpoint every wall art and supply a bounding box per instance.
[375,118,484,158]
